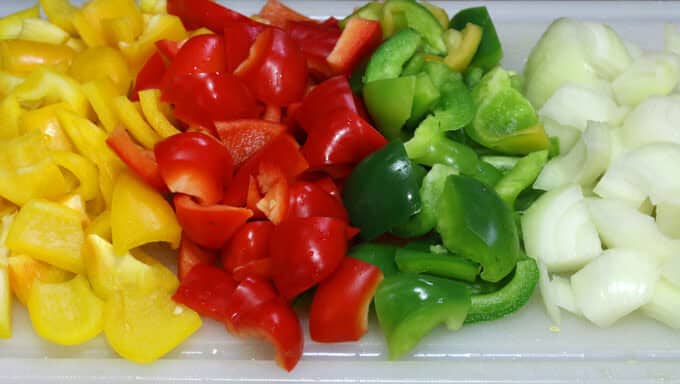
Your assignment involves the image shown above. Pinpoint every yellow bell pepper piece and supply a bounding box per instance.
[131,248,180,293]
[119,14,186,71]
[85,234,178,300]
[8,254,73,305]
[85,210,111,241]
[40,0,78,35]
[189,27,215,37]
[72,10,106,48]
[138,89,181,139]
[18,18,70,45]
[51,151,99,201]
[69,47,131,96]
[28,275,104,345]
[18,102,75,151]
[0,4,40,40]
[12,69,89,117]
[58,193,90,225]
[6,199,85,274]
[104,289,201,363]
[421,3,449,30]
[0,71,24,99]
[0,40,74,75]
[140,0,167,15]
[444,23,483,73]
[82,0,144,43]
[111,171,181,254]
[102,17,138,46]
[64,38,87,53]
[112,95,161,149]
[82,78,122,133]
[0,95,23,139]
[0,213,15,338]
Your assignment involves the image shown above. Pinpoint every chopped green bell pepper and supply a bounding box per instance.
[423,62,476,131]
[450,7,503,71]
[363,76,416,140]
[394,248,480,282]
[480,155,520,173]
[364,28,421,83]
[436,175,520,282]
[401,53,426,76]
[381,0,447,55]
[348,243,400,277]
[375,273,470,359]
[343,141,423,240]
[465,257,539,323]
[340,1,383,28]
[406,72,440,128]
[494,150,548,207]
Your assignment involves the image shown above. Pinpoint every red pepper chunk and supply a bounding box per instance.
[256,0,314,28]
[286,19,342,80]
[270,217,348,300]
[172,264,236,321]
[163,35,227,79]
[224,21,269,74]
[327,18,383,75]
[215,119,286,167]
[287,181,348,221]
[178,234,218,281]
[106,127,167,192]
[309,257,383,342]
[225,277,303,372]
[167,0,253,33]
[131,52,166,101]
[295,76,357,134]
[221,221,274,276]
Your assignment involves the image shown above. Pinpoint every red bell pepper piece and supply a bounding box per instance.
[286,19,341,80]
[131,52,167,101]
[246,175,265,218]
[232,258,273,282]
[235,28,308,107]
[262,104,282,123]
[256,0,313,28]
[167,0,253,33]
[313,176,342,200]
[174,194,253,249]
[214,119,286,166]
[154,132,234,205]
[155,39,181,61]
[221,221,274,279]
[163,34,227,78]
[270,216,348,300]
[301,108,388,169]
[178,233,218,281]
[296,76,357,134]
[327,18,382,75]
[287,181,348,221]
[256,176,289,225]
[224,276,303,371]
[172,264,236,321]
[309,257,384,342]
[223,21,269,74]
[106,127,167,192]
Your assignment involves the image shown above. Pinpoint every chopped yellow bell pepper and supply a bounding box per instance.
[138,89,181,139]
[444,23,483,72]
[0,213,15,338]
[6,199,85,274]
[51,151,99,201]
[64,37,87,53]
[112,95,161,149]
[0,71,24,99]
[82,0,144,43]
[8,254,73,305]
[140,0,167,15]
[131,248,179,294]
[118,14,186,71]
[0,95,23,139]
[102,17,139,46]
[82,78,122,133]
[18,102,75,151]
[0,40,75,75]
[111,171,181,254]
[40,0,78,35]
[12,69,89,118]
[28,275,104,345]
[58,193,90,225]
[188,27,215,37]
[0,4,40,40]
[18,18,70,45]
[69,47,131,96]
[104,289,201,363]
[72,10,106,48]
[85,210,111,241]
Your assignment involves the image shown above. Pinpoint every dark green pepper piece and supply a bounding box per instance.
[348,243,400,277]
[364,28,421,83]
[403,235,441,251]
[401,52,426,77]
[450,7,503,71]
[339,1,383,28]
[465,258,539,323]
[394,248,480,282]
[375,273,470,359]
[343,141,422,240]
[436,175,520,282]
[469,159,503,187]
[406,72,440,128]
[494,150,548,207]
[381,0,447,55]
[423,62,476,131]
[363,76,416,140]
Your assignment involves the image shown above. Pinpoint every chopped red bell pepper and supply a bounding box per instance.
[172,264,236,321]
[327,18,382,75]
[214,119,286,166]
[262,104,282,123]
[309,257,383,342]
[270,216,348,300]
[131,52,167,101]
[224,276,303,371]
[106,127,167,192]
[295,76,357,134]
[154,132,234,205]
[312,176,342,200]
[155,39,181,61]
[232,258,273,281]
[256,0,314,28]
[163,34,227,79]
[221,221,274,280]
[173,194,253,249]
[286,19,341,80]
[256,176,289,225]
[178,233,218,281]
[223,21,269,74]
[286,181,348,221]
[167,0,253,33]
[246,175,265,218]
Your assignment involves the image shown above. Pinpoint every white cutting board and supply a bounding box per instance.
[1,1,679,382]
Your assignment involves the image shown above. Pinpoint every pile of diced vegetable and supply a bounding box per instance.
[0,0,677,372]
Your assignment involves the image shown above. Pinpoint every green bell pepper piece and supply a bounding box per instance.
[394,248,480,282]
[469,159,503,187]
[375,273,470,359]
[422,62,476,131]
[340,1,383,28]
[348,243,400,277]
[391,164,456,238]
[403,235,442,252]
[364,28,421,83]
[436,175,520,282]
[468,67,550,155]
[494,150,548,207]
[381,0,447,55]
[406,72,440,128]
[450,7,503,71]
[363,76,416,140]
[343,141,423,240]
[465,258,539,323]
[401,53,426,76]
[480,155,520,173]
[464,66,484,88]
